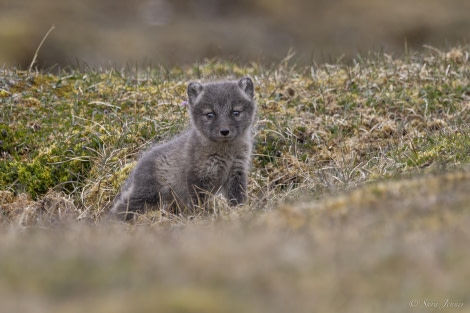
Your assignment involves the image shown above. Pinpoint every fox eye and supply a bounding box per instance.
[232,111,240,117]
[206,112,215,119]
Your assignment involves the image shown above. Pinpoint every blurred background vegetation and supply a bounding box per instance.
[1,0,469,69]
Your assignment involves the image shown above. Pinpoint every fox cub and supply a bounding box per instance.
[110,77,256,220]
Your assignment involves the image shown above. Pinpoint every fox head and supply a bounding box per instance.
[187,77,256,143]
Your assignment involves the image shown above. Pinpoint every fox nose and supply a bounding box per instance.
[220,129,230,136]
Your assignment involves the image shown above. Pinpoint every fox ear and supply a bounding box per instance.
[187,82,203,104]
[238,77,254,99]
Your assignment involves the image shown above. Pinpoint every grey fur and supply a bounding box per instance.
[109,77,256,220]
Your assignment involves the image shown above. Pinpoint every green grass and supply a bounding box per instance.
[1,46,470,312]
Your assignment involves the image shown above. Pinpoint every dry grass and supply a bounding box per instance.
[1,46,470,312]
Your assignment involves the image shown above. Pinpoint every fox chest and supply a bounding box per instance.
[191,155,232,186]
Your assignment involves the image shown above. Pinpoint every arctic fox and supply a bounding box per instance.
[110,77,256,220]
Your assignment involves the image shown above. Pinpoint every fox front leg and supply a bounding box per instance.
[225,164,247,206]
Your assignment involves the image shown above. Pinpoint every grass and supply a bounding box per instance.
[1,46,470,312]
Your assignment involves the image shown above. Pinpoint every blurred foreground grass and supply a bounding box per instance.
[1,46,470,312]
